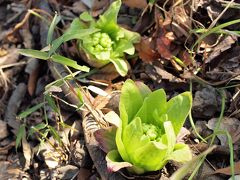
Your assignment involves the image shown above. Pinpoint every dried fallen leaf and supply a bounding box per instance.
[0,48,8,57]
[104,111,120,127]
[88,85,108,97]
[82,0,109,10]
[206,117,240,146]
[122,0,147,9]
[136,37,159,62]
[22,136,32,170]
[179,50,193,66]
[156,31,174,60]
[214,161,240,175]
[0,120,8,140]
[0,48,19,66]
[72,1,88,14]
[77,168,91,180]
[89,63,120,81]
[27,63,40,96]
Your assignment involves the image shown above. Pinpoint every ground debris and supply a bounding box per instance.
[192,86,221,118]
[4,83,26,133]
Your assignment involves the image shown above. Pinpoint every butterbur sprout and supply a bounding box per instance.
[95,79,193,174]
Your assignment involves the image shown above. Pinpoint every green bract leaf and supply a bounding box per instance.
[167,143,192,162]
[119,79,143,126]
[80,12,94,22]
[164,121,176,152]
[106,150,133,172]
[132,140,168,172]
[96,0,121,35]
[109,58,128,77]
[135,81,152,98]
[94,127,117,153]
[96,79,193,175]
[166,92,192,135]
[123,117,150,160]
[135,89,167,126]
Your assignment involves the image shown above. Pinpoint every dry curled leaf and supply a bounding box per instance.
[136,37,159,62]
[122,0,147,9]
[213,161,240,175]
[156,31,174,60]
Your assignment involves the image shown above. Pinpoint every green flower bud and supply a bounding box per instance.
[95,44,104,52]
[142,123,150,134]
[92,37,99,46]
[92,32,101,39]
[142,123,160,141]
[99,33,112,48]
[146,129,157,140]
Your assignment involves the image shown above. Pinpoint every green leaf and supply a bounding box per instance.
[166,92,192,135]
[74,88,84,106]
[48,126,62,145]
[49,28,99,56]
[80,12,94,22]
[51,54,90,72]
[68,18,88,31]
[47,13,61,45]
[94,127,117,153]
[45,93,58,113]
[95,51,111,60]
[18,102,45,119]
[16,124,26,150]
[135,81,152,99]
[120,27,141,44]
[135,89,167,126]
[119,79,143,127]
[96,0,121,35]
[122,117,150,161]
[19,49,49,60]
[109,58,128,76]
[167,143,192,162]
[132,140,168,172]
[114,39,135,56]
[106,150,133,172]
[28,123,47,137]
[116,122,130,162]
[163,121,176,154]
[170,146,215,180]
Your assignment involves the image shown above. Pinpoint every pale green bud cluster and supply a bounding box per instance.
[142,123,160,141]
[90,32,113,52]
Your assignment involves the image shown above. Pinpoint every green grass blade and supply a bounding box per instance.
[44,93,59,113]
[16,124,26,150]
[188,89,226,179]
[170,146,216,180]
[48,126,62,145]
[48,28,99,56]
[51,54,90,72]
[28,123,47,137]
[192,19,240,49]
[18,102,45,119]
[47,13,61,45]
[19,49,49,60]
[189,80,207,143]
